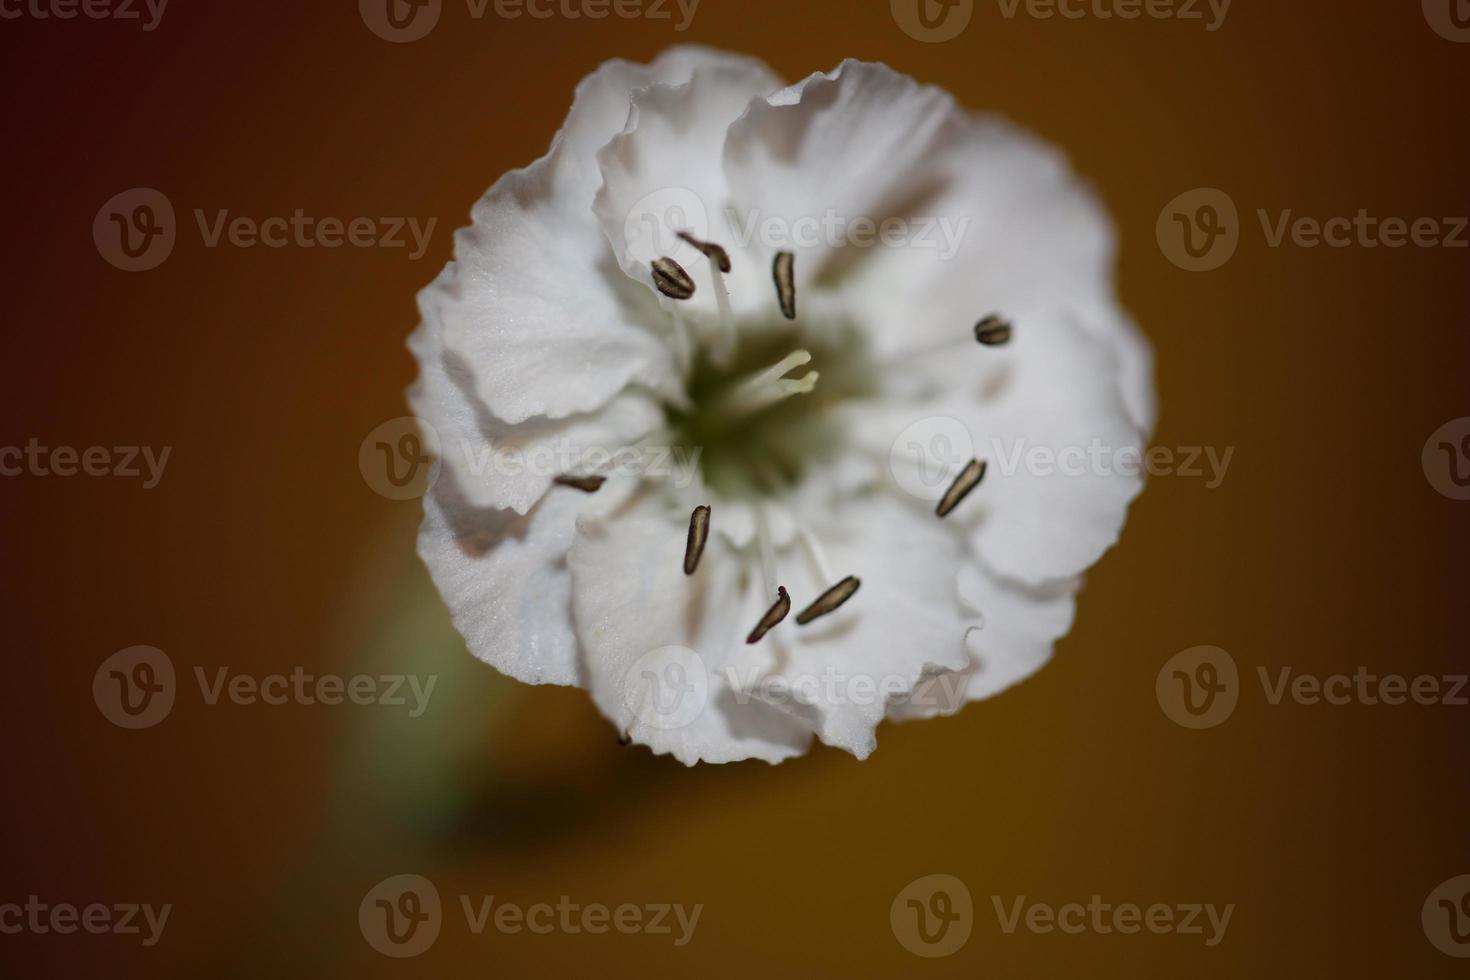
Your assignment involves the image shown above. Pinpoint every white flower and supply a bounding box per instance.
[410,47,1155,765]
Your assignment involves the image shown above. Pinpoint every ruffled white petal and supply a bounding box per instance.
[417,487,583,687]
[432,48,783,426]
[593,60,784,328]
[409,280,663,514]
[838,116,1156,433]
[848,311,1144,585]
[889,564,1078,721]
[568,495,812,764]
[740,494,973,759]
[722,60,965,283]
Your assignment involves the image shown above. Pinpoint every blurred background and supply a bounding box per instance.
[2,0,1468,976]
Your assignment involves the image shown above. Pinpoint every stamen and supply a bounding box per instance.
[553,474,606,493]
[652,256,696,300]
[755,505,779,598]
[796,576,861,625]
[668,304,694,374]
[797,527,834,585]
[974,315,1012,346]
[678,234,736,363]
[746,586,791,644]
[773,251,796,320]
[709,350,818,420]
[683,504,711,575]
[936,459,986,518]
[676,232,731,273]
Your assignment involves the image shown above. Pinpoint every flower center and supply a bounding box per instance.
[665,322,876,500]
[626,245,1009,643]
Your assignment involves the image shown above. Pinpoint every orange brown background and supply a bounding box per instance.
[2,0,1468,976]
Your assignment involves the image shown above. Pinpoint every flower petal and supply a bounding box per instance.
[741,493,973,759]
[417,487,583,687]
[960,315,1144,583]
[839,116,1156,432]
[889,564,1078,721]
[568,496,813,765]
[417,475,643,688]
[409,281,663,514]
[722,60,966,284]
[848,311,1144,585]
[593,60,785,327]
[434,48,782,425]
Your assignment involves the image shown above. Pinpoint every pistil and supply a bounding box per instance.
[707,350,819,421]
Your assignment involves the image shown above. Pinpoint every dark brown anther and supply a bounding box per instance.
[553,474,606,493]
[677,231,732,273]
[795,576,861,625]
[746,586,791,644]
[936,459,986,518]
[974,315,1012,346]
[683,505,711,575]
[652,257,696,300]
[773,251,796,320]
